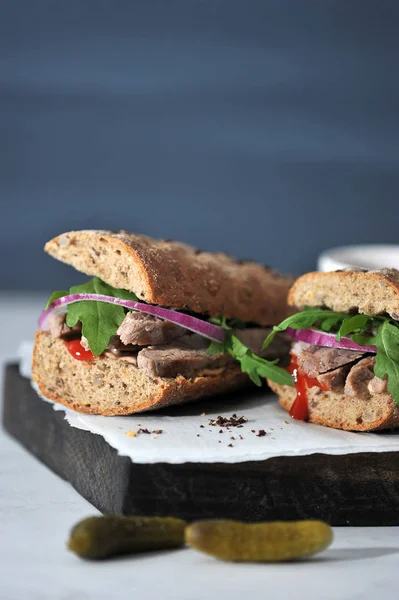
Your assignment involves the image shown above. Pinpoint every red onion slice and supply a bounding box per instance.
[285,327,376,353]
[39,293,226,343]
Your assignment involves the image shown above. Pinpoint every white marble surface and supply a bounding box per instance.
[1,293,399,600]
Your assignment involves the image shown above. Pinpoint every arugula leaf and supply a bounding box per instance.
[336,314,371,341]
[261,308,348,350]
[352,322,399,405]
[45,290,69,310]
[319,316,340,332]
[207,340,225,356]
[45,278,140,356]
[207,319,293,387]
[373,323,399,403]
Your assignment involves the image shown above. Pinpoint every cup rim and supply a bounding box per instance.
[317,244,399,271]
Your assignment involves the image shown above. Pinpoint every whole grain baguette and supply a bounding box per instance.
[45,230,294,326]
[288,268,399,318]
[268,380,399,431]
[32,332,249,415]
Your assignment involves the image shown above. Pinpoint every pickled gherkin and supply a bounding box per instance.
[68,515,186,560]
[185,519,333,562]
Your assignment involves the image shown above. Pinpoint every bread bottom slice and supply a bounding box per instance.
[32,332,249,415]
[268,380,399,431]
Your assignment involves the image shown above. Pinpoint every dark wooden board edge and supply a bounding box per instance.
[3,363,399,525]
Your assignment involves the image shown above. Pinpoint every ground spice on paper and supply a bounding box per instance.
[136,428,163,436]
[208,414,248,428]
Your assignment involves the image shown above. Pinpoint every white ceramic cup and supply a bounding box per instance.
[317,245,399,272]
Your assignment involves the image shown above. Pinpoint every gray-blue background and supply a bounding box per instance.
[1,0,398,289]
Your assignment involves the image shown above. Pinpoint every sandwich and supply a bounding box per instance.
[263,268,399,431]
[32,230,295,415]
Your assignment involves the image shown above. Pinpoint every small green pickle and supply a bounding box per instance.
[68,515,187,560]
[185,519,333,562]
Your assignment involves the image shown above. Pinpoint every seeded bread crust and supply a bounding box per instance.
[268,380,399,431]
[45,230,294,326]
[288,268,399,318]
[32,332,249,415]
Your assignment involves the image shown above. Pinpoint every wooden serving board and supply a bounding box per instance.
[3,363,399,526]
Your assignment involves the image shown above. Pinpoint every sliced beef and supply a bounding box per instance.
[344,357,387,399]
[317,364,352,392]
[137,334,234,379]
[368,375,387,394]
[117,312,186,346]
[292,342,387,399]
[103,336,140,365]
[107,336,138,353]
[48,312,81,340]
[234,328,290,362]
[136,328,291,379]
[297,344,365,378]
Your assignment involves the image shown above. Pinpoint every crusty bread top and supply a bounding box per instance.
[45,230,294,325]
[289,268,399,318]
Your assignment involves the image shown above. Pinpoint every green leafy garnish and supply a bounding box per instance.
[208,319,294,387]
[352,322,399,403]
[261,309,349,350]
[336,314,371,341]
[47,278,139,356]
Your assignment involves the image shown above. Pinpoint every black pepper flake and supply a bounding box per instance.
[200,425,204,428]
[197,434,200,437]
[209,414,248,428]
[257,429,267,437]
[218,440,222,444]
[153,429,163,435]
[239,435,243,440]
[137,428,151,435]
[228,443,233,448]
[251,429,256,433]
[230,436,235,440]
[219,429,223,434]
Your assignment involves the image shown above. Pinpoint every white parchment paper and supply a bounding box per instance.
[20,341,399,464]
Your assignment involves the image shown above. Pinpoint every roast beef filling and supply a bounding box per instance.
[47,312,81,340]
[296,344,364,377]
[137,335,234,378]
[117,312,186,346]
[49,313,289,379]
[292,341,387,398]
